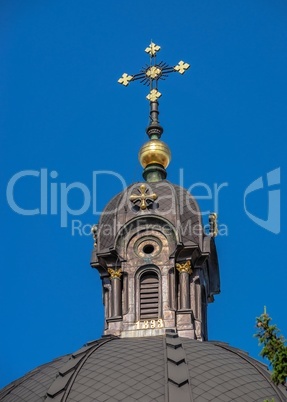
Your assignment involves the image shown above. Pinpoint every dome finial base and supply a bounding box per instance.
[142,163,167,182]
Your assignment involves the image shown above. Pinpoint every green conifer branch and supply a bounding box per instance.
[255,309,287,386]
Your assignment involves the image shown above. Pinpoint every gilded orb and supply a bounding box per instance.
[139,139,171,169]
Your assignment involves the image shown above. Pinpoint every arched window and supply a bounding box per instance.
[140,271,159,320]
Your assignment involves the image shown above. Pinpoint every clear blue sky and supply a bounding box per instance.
[1,0,287,388]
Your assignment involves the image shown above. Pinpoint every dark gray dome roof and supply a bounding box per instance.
[0,354,70,402]
[97,180,204,253]
[1,334,286,402]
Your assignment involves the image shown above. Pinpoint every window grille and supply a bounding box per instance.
[140,272,159,319]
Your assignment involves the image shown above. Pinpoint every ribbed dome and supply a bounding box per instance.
[1,334,286,402]
[96,180,204,253]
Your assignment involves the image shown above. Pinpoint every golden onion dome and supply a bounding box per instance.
[139,139,171,169]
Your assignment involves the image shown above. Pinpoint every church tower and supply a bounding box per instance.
[90,42,220,340]
[1,43,286,402]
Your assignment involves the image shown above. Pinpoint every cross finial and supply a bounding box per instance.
[118,43,190,182]
[118,42,190,103]
[118,42,190,141]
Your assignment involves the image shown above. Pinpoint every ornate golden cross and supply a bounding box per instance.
[118,41,190,101]
[129,184,158,210]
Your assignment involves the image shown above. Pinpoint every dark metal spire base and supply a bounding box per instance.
[146,101,163,139]
[143,163,167,182]
[146,124,164,139]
